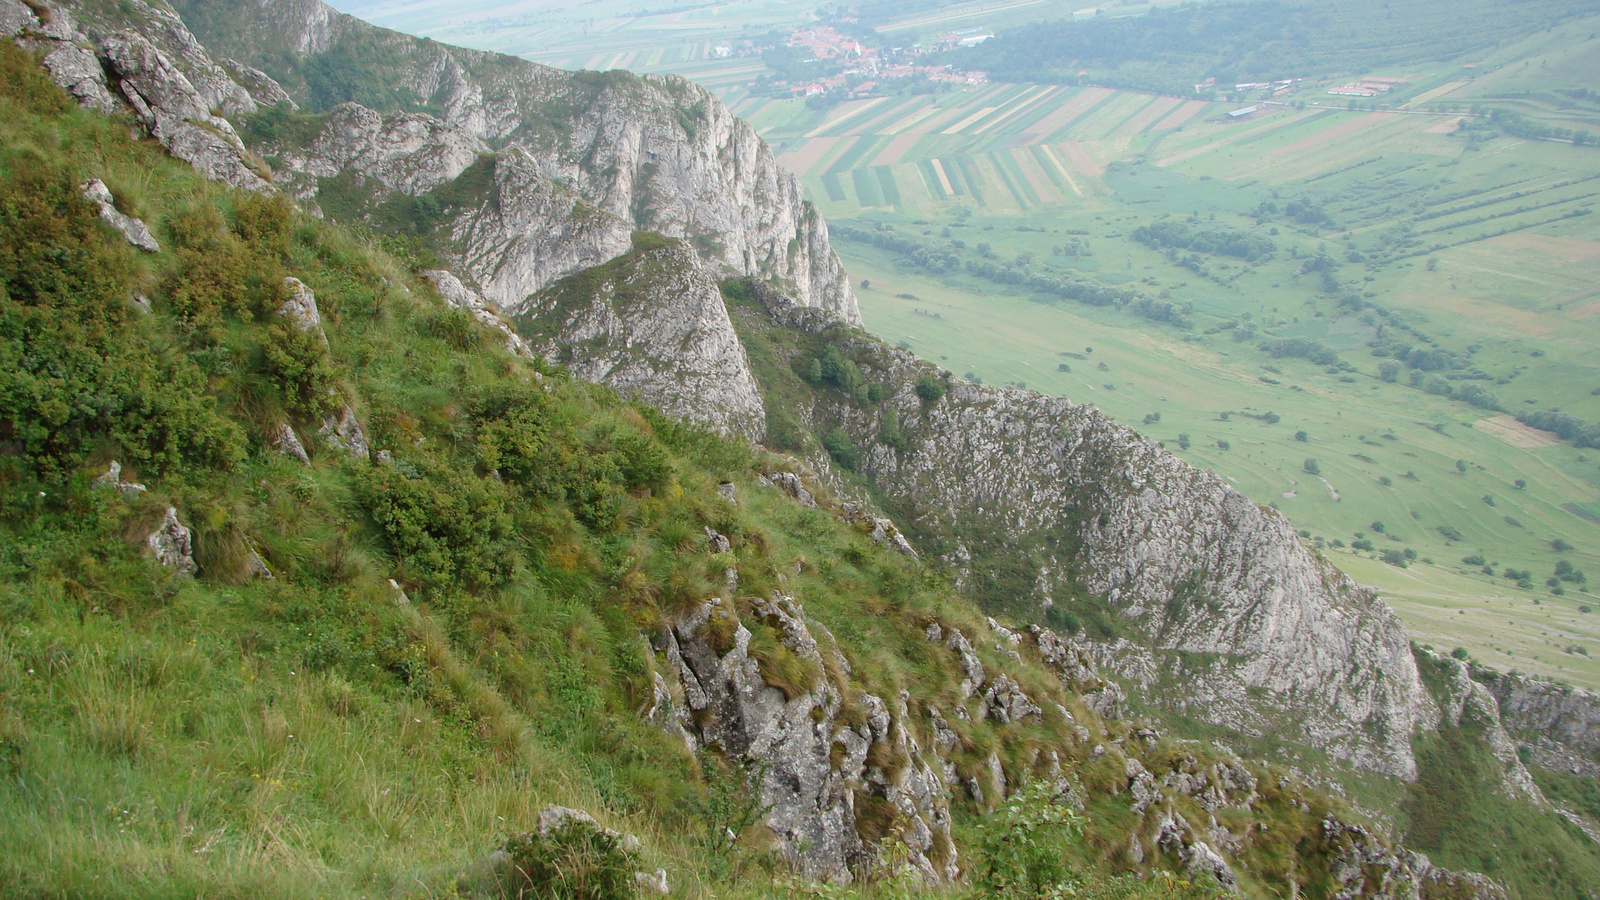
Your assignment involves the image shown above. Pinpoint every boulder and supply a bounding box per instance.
[147,507,197,574]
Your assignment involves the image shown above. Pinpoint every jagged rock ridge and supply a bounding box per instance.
[163,0,860,325]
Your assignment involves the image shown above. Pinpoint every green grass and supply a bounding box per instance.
[0,38,1395,899]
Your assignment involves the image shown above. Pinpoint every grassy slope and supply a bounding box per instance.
[0,39,1356,900]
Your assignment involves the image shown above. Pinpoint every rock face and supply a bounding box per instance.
[731,315,1433,779]
[1485,670,1600,779]
[439,149,634,315]
[162,0,860,323]
[147,507,197,575]
[517,243,766,440]
[655,592,957,883]
[7,0,276,191]
[1415,649,1543,802]
[419,269,535,360]
[278,277,371,461]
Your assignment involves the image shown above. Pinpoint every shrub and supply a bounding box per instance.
[973,780,1084,899]
[497,820,639,900]
[822,428,860,471]
[915,375,946,405]
[1303,458,1320,476]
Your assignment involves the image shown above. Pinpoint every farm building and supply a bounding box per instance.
[1228,105,1260,118]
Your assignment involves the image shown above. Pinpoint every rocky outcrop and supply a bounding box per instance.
[654,591,956,883]
[7,0,274,191]
[517,243,765,440]
[93,460,147,497]
[419,269,535,359]
[278,277,371,461]
[147,507,197,574]
[732,319,1433,779]
[80,179,161,253]
[99,31,270,192]
[271,421,311,466]
[1415,649,1544,802]
[442,149,634,313]
[1484,670,1600,778]
[289,102,487,195]
[163,0,860,322]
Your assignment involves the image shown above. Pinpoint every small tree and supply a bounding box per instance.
[1294,430,1309,442]
[1303,458,1320,476]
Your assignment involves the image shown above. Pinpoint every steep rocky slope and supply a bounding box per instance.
[167,0,860,324]
[5,1,1597,895]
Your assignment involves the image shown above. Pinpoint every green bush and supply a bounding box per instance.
[497,821,639,900]
[972,780,1084,899]
[0,156,245,480]
[357,454,521,591]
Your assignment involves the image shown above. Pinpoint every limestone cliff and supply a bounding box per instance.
[515,239,767,440]
[164,0,860,324]
[727,293,1436,780]
[1484,669,1600,779]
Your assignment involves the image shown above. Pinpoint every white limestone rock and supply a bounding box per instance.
[271,422,310,466]
[442,148,634,312]
[774,334,1433,779]
[419,269,534,359]
[278,276,328,344]
[518,245,765,441]
[80,179,161,253]
[98,31,270,192]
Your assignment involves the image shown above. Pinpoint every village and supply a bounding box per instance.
[764,24,992,99]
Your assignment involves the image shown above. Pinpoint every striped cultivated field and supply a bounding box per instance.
[763,83,1222,215]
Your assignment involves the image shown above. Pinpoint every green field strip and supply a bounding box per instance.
[1412,173,1600,224]
[1065,91,1146,140]
[968,85,1059,138]
[917,160,948,200]
[1144,99,1206,134]
[820,172,847,203]
[875,167,903,210]
[1043,89,1125,143]
[803,137,857,178]
[990,151,1040,209]
[953,158,979,206]
[935,158,966,197]
[1028,145,1070,191]
[964,84,1050,135]
[852,168,886,208]
[1418,190,1600,238]
[963,156,1002,208]
[825,135,893,175]
[819,96,919,138]
[812,97,895,138]
[989,85,1080,137]
[846,96,938,139]
[1102,94,1167,139]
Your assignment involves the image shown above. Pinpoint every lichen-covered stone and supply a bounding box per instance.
[147,507,197,574]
